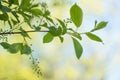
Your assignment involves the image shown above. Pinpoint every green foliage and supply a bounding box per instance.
[86,32,103,42]
[7,43,22,53]
[20,44,32,55]
[0,42,10,49]
[72,37,83,59]
[70,3,83,28]
[91,21,108,32]
[0,0,108,59]
[0,42,32,55]
[43,33,54,43]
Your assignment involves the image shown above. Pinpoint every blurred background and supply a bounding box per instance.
[0,0,120,80]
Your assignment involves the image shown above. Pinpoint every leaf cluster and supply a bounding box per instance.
[0,0,108,59]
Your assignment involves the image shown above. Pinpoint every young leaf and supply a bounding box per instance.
[86,32,103,42]
[20,44,31,55]
[43,32,54,43]
[70,3,83,28]
[72,37,83,59]
[91,21,108,32]
[0,42,10,49]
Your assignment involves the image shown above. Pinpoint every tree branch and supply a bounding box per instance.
[0,30,49,35]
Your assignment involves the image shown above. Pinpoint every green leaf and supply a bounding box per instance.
[8,20,12,29]
[0,42,10,49]
[7,43,22,53]
[11,19,18,25]
[20,27,31,39]
[43,32,54,43]
[70,3,83,27]
[8,0,19,6]
[1,6,11,12]
[28,9,42,17]
[20,0,31,10]
[86,32,103,42]
[11,11,20,22]
[91,21,108,32]
[0,13,9,21]
[71,32,82,40]
[29,3,39,9]
[33,25,41,31]
[20,44,31,55]
[45,17,54,24]
[72,37,83,59]
[58,36,64,43]
[48,26,62,36]
[57,19,67,35]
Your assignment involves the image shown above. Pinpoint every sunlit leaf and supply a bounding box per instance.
[72,37,83,59]
[43,32,54,43]
[86,32,103,42]
[70,3,83,28]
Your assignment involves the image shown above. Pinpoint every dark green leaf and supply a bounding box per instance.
[91,21,108,32]
[11,11,20,22]
[58,36,64,43]
[45,17,54,24]
[72,37,83,59]
[1,6,11,12]
[70,3,83,27]
[57,19,67,35]
[49,26,57,35]
[86,32,103,42]
[11,19,18,25]
[8,20,13,29]
[29,3,39,9]
[33,25,41,31]
[8,0,19,6]
[43,32,54,43]
[7,43,22,53]
[0,42,10,49]
[0,13,9,21]
[43,10,50,17]
[20,44,31,55]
